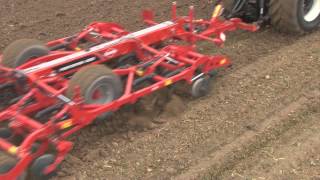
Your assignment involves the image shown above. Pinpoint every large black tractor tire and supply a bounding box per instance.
[67,65,123,123]
[222,0,235,10]
[222,0,237,17]
[2,39,50,68]
[222,0,259,22]
[269,0,320,33]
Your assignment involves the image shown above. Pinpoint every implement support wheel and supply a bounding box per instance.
[0,160,27,180]
[0,128,12,139]
[1,39,49,68]
[191,76,212,98]
[67,65,123,123]
[29,154,56,180]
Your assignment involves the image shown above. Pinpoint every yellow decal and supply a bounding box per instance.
[60,119,73,129]
[136,69,145,76]
[75,47,82,51]
[212,4,223,18]
[8,146,18,155]
[219,58,227,65]
[165,79,173,86]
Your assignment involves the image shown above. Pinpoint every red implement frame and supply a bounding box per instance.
[0,3,257,179]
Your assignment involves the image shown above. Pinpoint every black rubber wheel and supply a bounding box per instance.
[67,64,122,104]
[2,39,49,68]
[0,128,12,139]
[67,65,122,123]
[191,76,211,98]
[0,160,27,180]
[0,161,16,174]
[269,0,320,33]
[29,154,56,180]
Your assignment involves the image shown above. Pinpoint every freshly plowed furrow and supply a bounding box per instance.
[172,31,320,179]
[177,91,320,180]
[219,106,320,180]
[172,32,320,179]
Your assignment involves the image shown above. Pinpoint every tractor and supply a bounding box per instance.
[222,0,320,32]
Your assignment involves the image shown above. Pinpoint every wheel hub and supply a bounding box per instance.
[89,84,113,104]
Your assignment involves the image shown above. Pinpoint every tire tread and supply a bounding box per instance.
[2,39,49,68]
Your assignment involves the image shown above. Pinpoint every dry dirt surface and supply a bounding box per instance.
[0,0,319,180]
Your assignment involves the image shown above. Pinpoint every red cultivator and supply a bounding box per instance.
[0,2,257,179]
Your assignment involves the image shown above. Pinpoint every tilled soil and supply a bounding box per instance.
[0,0,319,180]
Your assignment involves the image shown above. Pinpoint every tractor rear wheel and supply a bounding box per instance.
[222,0,237,15]
[1,39,49,68]
[269,0,320,32]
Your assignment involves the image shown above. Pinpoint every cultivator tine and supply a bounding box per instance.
[142,10,156,25]
[133,73,156,87]
[34,103,65,120]
[172,2,177,21]
[164,67,186,78]
[8,96,23,106]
